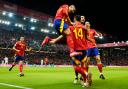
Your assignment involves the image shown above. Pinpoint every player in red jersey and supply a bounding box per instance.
[41,4,82,57]
[9,37,31,77]
[85,21,105,79]
[69,15,92,87]
[44,57,49,66]
[72,15,86,84]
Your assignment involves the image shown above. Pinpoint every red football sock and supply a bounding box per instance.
[81,67,88,82]
[75,66,87,81]
[97,64,103,73]
[19,64,23,73]
[66,34,75,53]
[83,66,89,72]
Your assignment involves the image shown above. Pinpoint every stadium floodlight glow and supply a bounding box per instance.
[15,23,18,27]
[30,26,36,30]
[8,13,14,17]
[30,18,37,23]
[99,36,103,39]
[2,11,6,16]
[5,21,11,25]
[18,24,23,28]
[0,19,11,25]
[23,17,27,20]
[41,28,44,32]
[44,29,50,33]
[52,31,56,34]
[48,23,54,27]
[15,23,23,28]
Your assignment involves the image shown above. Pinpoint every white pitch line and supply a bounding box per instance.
[0,83,32,89]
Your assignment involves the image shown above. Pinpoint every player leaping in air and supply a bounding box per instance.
[9,37,31,77]
[41,4,82,57]
[85,21,105,79]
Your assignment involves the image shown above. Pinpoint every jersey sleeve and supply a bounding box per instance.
[14,42,18,48]
[93,29,97,36]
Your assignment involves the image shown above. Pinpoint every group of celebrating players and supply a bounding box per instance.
[8,4,105,87]
[41,4,105,87]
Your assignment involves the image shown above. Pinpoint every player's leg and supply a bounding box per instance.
[73,51,90,87]
[41,35,64,46]
[41,19,66,46]
[9,62,16,71]
[85,57,90,72]
[93,48,105,79]
[72,57,81,84]
[9,56,18,71]
[81,59,91,87]
[73,65,79,84]
[72,57,88,85]
[19,60,24,77]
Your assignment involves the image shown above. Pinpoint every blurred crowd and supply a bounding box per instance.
[0,29,128,66]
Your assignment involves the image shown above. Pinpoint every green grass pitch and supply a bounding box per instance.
[0,66,128,89]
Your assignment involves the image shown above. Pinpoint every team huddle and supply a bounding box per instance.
[9,4,105,87]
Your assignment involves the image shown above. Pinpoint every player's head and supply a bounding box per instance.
[69,5,76,13]
[81,15,86,24]
[85,21,91,29]
[20,37,25,42]
[74,15,81,22]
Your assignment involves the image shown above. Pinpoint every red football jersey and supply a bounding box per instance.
[55,4,69,20]
[70,22,88,50]
[87,29,97,48]
[14,41,26,56]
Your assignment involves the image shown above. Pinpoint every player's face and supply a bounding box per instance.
[85,23,91,29]
[20,37,25,42]
[69,5,76,13]
[81,16,85,23]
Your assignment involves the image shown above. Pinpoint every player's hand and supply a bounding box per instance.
[16,49,20,52]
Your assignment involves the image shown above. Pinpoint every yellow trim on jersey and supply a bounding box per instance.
[60,19,65,33]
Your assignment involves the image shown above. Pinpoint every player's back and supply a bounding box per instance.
[55,4,69,20]
[70,22,88,50]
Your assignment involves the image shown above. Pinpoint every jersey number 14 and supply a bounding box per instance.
[73,28,84,39]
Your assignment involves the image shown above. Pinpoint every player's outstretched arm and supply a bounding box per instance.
[13,44,20,52]
[94,30,102,37]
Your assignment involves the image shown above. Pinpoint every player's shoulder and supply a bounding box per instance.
[90,28,95,30]
[76,21,83,27]
[15,41,20,44]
